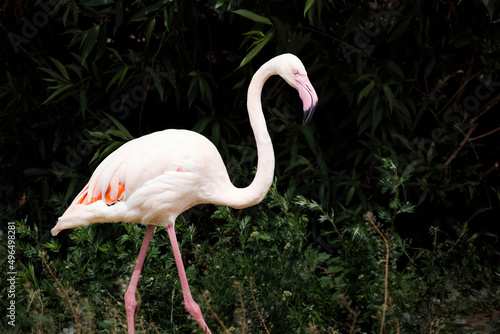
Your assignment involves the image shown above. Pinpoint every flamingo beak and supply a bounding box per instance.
[295,73,318,124]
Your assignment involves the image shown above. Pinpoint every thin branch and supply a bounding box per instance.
[40,252,82,334]
[470,125,500,141]
[410,71,462,135]
[249,277,270,334]
[203,291,231,334]
[339,294,358,334]
[435,60,479,118]
[365,212,390,334]
[445,91,500,165]
[234,281,246,334]
[444,123,477,166]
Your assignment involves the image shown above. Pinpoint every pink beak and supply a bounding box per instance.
[295,73,319,124]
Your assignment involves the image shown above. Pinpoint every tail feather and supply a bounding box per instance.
[52,200,130,236]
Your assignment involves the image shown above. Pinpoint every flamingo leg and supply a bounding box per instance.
[124,224,155,334]
[166,225,211,334]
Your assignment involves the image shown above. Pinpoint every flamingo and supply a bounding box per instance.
[51,53,318,333]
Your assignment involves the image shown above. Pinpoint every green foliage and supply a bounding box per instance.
[2,182,498,332]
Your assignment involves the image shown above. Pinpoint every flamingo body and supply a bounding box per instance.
[51,54,318,333]
[53,129,234,233]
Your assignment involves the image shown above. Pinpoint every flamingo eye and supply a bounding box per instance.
[293,69,298,74]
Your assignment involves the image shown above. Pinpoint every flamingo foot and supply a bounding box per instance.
[124,288,138,334]
[185,296,211,333]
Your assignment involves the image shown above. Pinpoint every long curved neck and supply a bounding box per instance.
[224,62,276,209]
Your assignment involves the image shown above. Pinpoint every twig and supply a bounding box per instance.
[410,70,462,135]
[435,63,479,118]
[339,294,358,334]
[470,125,500,141]
[249,277,270,334]
[445,91,500,166]
[234,281,246,334]
[444,123,477,166]
[364,212,390,334]
[203,291,231,334]
[40,252,82,334]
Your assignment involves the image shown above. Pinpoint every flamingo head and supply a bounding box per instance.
[274,54,319,124]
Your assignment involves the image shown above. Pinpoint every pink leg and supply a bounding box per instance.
[167,225,211,333]
[124,224,155,334]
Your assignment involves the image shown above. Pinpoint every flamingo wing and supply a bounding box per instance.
[64,129,219,213]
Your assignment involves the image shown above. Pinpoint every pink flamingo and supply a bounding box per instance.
[51,54,318,333]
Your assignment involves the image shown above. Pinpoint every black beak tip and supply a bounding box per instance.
[302,104,317,125]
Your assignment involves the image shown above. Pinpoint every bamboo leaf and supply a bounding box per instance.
[232,9,272,25]
[114,1,123,35]
[106,65,129,92]
[42,83,73,104]
[357,80,375,104]
[298,125,317,153]
[304,0,315,17]
[145,18,156,46]
[129,0,170,22]
[481,0,496,21]
[81,25,100,64]
[238,32,273,68]
[82,0,115,7]
[346,186,355,206]
[39,67,67,82]
[382,84,394,113]
[104,112,133,140]
[386,60,404,78]
[372,103,383,133]
[64,177,78,202]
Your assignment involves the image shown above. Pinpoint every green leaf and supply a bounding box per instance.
[129,0,170,22]
[81,25,100,64]
[386,60,404,78]
[42,83,73,104]
[107,47,123,62]
[106,65,129,92]
[298,125,316,153]
[304,0,315,17]
[346,186,355,206]
[238,32,273,68]
[114,1,123,35]
[39,67,67,82]
[357,80,375,104]
[104,112,133,140]
[242,30,266,38]
[24,168,49,176]
[152,72,165,101]
[256,232,273,241]
[232,9,272,25]
[482,0,496,21]
[387,18,410,42]
[145,18,156,46]
[82,0,115,7]
[372,104,383,133]
[65,177,79,202]
[382,84,394,113]
[63,1,79,27]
